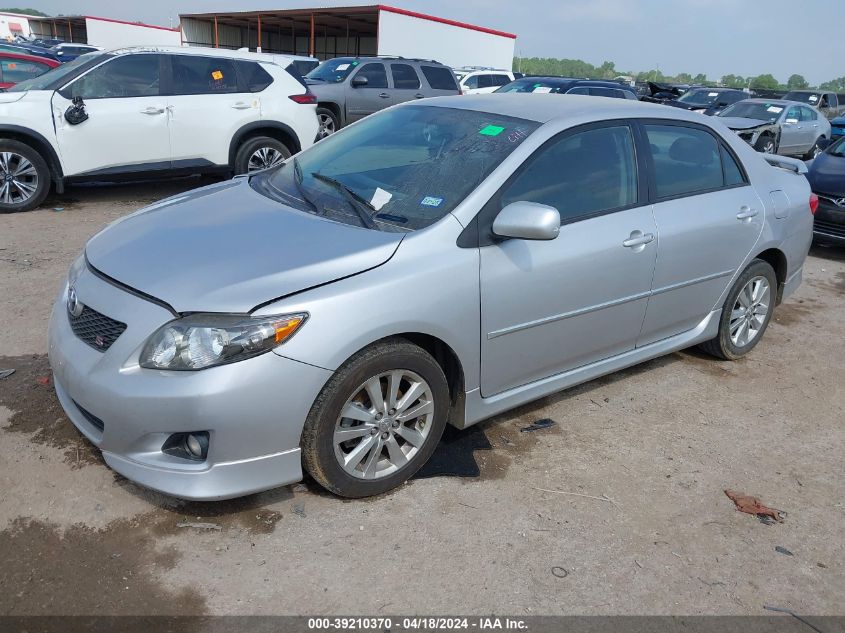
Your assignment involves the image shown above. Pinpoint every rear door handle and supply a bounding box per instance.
[622,231,655,248]
[378,92,390,99]
[737,206,759,220]
[140,106,165,115]
[232,102,252,110]
[414,93,425,99]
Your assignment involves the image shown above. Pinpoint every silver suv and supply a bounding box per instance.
[305,56,460,138]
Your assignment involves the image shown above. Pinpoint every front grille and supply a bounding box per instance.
[814,219,845,238]
[69,305,126,352]
[72,400,105,432]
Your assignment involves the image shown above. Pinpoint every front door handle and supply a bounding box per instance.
[414,93,425,99]
[737,206,759,220]
[622,231,655,249]
[232,102,252,110]
[140,106,165,115]
[378,92,390,99]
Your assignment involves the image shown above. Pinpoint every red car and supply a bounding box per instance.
[0,51,60,89]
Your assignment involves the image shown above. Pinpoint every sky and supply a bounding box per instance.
[22,0,845,85]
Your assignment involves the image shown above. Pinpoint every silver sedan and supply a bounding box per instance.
[49,95,814,499]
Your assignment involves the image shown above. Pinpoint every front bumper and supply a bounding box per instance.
[814,197,845,245]
[48,265,332,500]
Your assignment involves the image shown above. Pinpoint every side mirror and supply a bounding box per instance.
[492,201,560,241]
[350,75,368,88]
[817,138,832,150]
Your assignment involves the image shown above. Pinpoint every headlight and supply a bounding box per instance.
[139,313,307,370]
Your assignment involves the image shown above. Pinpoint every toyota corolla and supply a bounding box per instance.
[49,95,814,499]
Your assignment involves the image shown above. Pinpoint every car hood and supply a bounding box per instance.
[718,116,774,130]
[85,178,403,314]
[807,152,845,196]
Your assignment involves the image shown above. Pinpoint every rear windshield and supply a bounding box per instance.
[719,102,784,123]
[257,105,539,232]
[783,92,823,105]
[306,58,358,83]
[495,78,567,94]
[9,51,107,92]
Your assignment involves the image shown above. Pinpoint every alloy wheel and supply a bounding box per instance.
[729,275,771,347]
[333,370,435,480]
[317,113,336,139]
[247,146,285,172]
[761,139,776,154]
[0,151,38,204]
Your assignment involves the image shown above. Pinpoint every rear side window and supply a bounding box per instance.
[0,58,50,84]
[566,86,590,95]
[353,63,387,89]
[477,75,493,89]
[63,54,162,99]
[501,125,638,223]
[421,65,458,91]
[237,61,274,92]
[644,125,726,198]
[589,87,626,99]
[490,74,510,87]
[391,63,420,90]
[721,146,745,187]
[170,55,239,94]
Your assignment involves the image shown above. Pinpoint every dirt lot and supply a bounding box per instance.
[1,180,843,616]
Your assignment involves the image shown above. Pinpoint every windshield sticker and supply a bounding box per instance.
[371,187,392,211]
[335,63,350,71]
[767,106,783,113]
[533,86,553,94]
[351,61,359,66]
[809,95,818,101]
[479,125,505,136]
[421,196,444,207]
[708,92,719,97]
[211,70,223,80]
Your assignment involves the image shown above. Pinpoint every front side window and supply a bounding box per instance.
[644,124,725,198]
[589,87,626,99]
[170,55,239,94]
[260,105,538,231]
[501,125,638,223]
[421,65,458,90]
[391,63,420,90]
[463,75,479,89]
[566,86,590,95]
[63,54,161,99]
[353,63,387,89]
[9,51,105,92]
[785,106,801,123]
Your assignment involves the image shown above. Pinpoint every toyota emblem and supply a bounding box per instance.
[67,285,84,317]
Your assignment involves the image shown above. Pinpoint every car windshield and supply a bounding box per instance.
[256,105,539,232]
[306,58,358,83]
[495,78,564,94]
[678,89,723,105]
[719,102,784,122]
[784,92,821,105]
[8,51,106,91]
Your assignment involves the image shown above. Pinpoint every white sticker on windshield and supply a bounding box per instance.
[335,63,350,71]
[708,92,719,97]
[767,106,783,113]
[533,86,553,94]
[371,187,392,211]
[809,95,818,101]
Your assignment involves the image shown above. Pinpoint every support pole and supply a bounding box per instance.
[309,13,315,58]
[213,15,219,48]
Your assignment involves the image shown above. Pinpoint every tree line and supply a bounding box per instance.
[514,56,843,92]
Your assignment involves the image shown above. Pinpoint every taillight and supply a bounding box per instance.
[809,193,819,215]
[289,92,317,104]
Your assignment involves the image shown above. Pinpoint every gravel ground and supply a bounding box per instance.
[1,180,843,616]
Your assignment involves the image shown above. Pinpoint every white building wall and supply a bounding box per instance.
[85,17,181,49]
[377,9,515,70]
[0,12,31,40]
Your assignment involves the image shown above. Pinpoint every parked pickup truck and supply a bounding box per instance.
[783,90,845,120]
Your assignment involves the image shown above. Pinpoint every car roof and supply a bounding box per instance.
[104,45,287,63]
[422,93,703,124]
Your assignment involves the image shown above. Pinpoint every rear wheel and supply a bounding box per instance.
[803,137,825,160]
[698,259,777,360]
[316,107,339,139]
[301,338,449,498]
[0,140,51,213]
[754,134,777,154]
[233,135,291,175]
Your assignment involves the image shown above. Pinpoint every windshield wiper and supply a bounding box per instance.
[311,171,378,229]
[292,157,322,216]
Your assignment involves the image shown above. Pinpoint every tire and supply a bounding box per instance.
[698,259,778,360]
[0,139,51,213]
[754,134,777,154]
[233,135,291,175]
[803,137,824,161]
[316,107,339,139]
[301,338,450,498]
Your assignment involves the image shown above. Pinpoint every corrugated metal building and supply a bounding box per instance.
[180,5,517,70]
[27,15,181,48]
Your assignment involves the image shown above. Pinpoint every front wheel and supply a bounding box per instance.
[301,338,449,498]
[0,139,51,213]
[754,134,777,154]
[233,136,291,175]
[698,259,777,360]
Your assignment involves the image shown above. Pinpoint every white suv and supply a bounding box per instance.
[0,46,319,212]
[453,68,515,95]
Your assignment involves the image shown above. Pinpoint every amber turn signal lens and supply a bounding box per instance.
[274,316,305,344]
